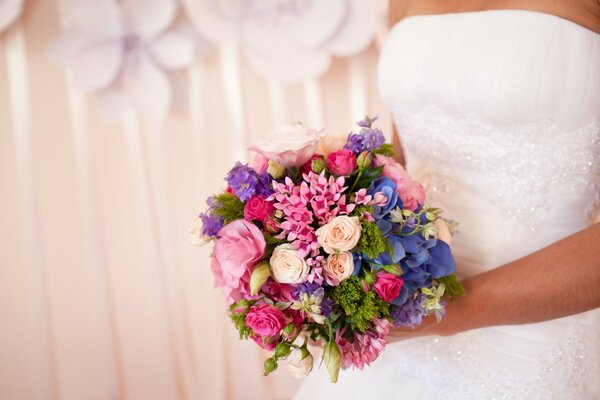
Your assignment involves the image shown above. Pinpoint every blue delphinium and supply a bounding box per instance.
[225,162,272,201]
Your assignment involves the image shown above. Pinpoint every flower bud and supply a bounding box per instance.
[250,261,271,295]
[311,158,326,174]
[283,348,314,378]
[323,341,342,383]
[263,357,278,375]
[274,342,291,359]
[283,323,296,337]
[356,151,371,169]
[267,160,286,179]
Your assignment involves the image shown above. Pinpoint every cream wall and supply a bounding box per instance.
[0,1,391,399]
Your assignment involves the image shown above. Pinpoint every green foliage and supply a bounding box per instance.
[263,233,287,259]
[350,166,384,191]
[358,221,387,258]
[372,143,396,157]
[331,276,390,332]
[436,274,466,298]
[212,193,244,224]
[351,204,374,219]
[228,299,254,340]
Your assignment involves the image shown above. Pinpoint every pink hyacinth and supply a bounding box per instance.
[336,318,391,370]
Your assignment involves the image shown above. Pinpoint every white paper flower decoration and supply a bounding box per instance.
[183,0,374,83]
[49,0,211,120]
[0,0,24,33]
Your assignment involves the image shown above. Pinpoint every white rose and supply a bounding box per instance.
[250,123,324,167]
[283,348,314,379]
[434,219,452,245]
[316,215,362,254]
[324,251,354,285]
[270,244,309,284]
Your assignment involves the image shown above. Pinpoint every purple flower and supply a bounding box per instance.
[344,133,365,154]
[292,281,322,299]
[225,162,272,201]
[199,212,224,237]
[320,298,334,317]
[361,128,385,151]
[356,115,379,128]
[391,294,426,328]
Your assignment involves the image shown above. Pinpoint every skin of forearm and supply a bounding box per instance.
[444,222,600,334]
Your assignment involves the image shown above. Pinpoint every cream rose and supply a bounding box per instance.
[324,251,354,285]
[283,348,314,378]
[434,219,452,245]
[270,244,309,284]
[316,215,361,254]
[249,123,324,167]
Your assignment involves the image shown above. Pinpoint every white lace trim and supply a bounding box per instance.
[393,106,600,231]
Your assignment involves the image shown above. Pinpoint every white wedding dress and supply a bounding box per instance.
[294,10,600,399]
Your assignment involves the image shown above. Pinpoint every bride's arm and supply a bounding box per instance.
[390,222,600,340]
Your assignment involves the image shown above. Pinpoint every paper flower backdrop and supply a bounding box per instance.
[49,0,211,120]
[183,0,374,82]
[0,0,24,33]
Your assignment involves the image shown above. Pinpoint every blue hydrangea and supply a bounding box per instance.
[391,294,426,328]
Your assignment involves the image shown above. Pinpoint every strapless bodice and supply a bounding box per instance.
[378,10,600,277]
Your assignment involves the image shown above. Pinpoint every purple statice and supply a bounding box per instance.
[291,281,322,299]
[256,172,274,197]
[198,211,224,237]
[225,162,267,201]
[391,294,426,328]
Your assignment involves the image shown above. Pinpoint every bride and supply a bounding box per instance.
[293,0,600,398]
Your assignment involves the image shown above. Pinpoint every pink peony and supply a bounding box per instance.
[211,220,266,304]
[373,272,404,302]
[244,195,275,222]
[374,155,425,211]
[250,123,324,167]
[327,149,357,176]
[245,303,287,337]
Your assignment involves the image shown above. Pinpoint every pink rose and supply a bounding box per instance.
[211,220,266,304]
[250,123,324,167]
[249,153,269,174]
[250,334,277,351]
[326,149,357,176]
[245,303,287,337]
[374,155,425,211]
[244,195,275,222]
[373,272,404,302]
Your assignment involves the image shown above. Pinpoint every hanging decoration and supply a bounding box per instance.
[49,0,212,121]
[183,0,374,83]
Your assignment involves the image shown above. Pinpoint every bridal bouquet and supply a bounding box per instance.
[190,117,463,382]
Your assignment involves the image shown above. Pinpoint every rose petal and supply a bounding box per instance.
[122,0,176,40]
[73,40,122,91]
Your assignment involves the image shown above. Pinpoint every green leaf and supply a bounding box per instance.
[211,193,244,224]
[436,274,466,298]
[372,143,396,157]
[351,166,384,191]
